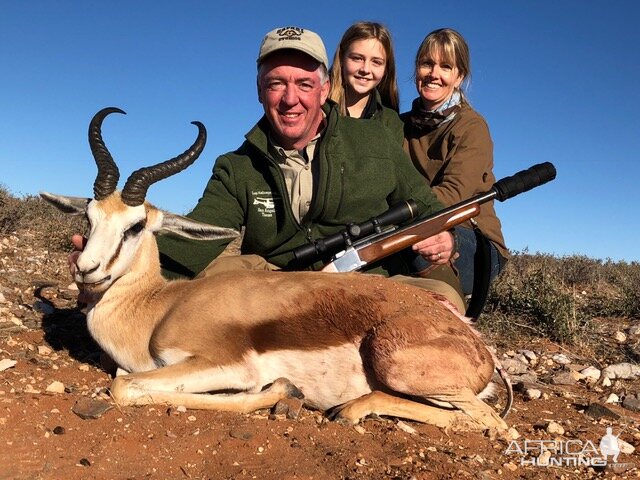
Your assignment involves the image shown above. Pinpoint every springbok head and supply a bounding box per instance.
[41,107,239,292]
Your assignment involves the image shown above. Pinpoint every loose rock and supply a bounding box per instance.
[518,350,537,363]
[550,371,578,385]
[602,362,640,380]
[229,428,254,441]
[0,359,17,371]
[613,331,627,343]
[546,421,565,435]
[580,366,601,382]
[552,353,571,365]
[618,438,635,455]
[396,421,417,435]
[622,393,640,412]
[272,397,304,420]
[583,403,620,420]
[72,397,113,419]
[604,393,619,404]
[46,381,65,394]
[500,358,530,375]
[524,388,542,401]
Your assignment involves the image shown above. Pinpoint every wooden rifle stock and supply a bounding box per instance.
[321,162,557,273]
[356,203,481,265]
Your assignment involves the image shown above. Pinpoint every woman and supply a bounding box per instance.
[329,22,402,138]
[402,28,508,305]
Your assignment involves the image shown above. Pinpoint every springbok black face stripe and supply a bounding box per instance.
[106,237,124,272]
[104,220,144,271]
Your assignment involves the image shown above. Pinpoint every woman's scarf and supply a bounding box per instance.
[407,90,461,133]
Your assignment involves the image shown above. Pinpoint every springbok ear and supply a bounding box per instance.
[40,192,91,215]
[160,211,240,241]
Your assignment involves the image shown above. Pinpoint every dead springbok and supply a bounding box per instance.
[42,107,512,433]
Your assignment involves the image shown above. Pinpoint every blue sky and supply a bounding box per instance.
[1,1,638,262]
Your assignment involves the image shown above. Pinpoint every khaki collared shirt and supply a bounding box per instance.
[269,121,324,222]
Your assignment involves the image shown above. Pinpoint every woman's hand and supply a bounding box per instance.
[412,231,455,265]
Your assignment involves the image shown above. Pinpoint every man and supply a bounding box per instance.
[157,26,462,310]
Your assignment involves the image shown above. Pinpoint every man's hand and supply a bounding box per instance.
[69,234,98,306]
[69,234,86,275]
[412,231,455,265]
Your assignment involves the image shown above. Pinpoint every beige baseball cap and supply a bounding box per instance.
[257,26,329,70]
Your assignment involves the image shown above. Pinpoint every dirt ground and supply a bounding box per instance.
[1,231,639,480]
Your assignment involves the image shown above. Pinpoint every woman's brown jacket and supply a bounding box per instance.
[402,103,508,259]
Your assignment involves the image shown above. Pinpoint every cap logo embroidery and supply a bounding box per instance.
[276,27,304,41]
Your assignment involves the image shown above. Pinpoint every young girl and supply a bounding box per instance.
[329,22,402,136]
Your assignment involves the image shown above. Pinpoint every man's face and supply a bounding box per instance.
[258,51,330,150]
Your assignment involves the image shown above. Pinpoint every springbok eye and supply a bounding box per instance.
[124,220,146,239]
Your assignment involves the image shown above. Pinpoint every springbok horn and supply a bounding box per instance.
[121,121,206,207]
[89,107,126,200]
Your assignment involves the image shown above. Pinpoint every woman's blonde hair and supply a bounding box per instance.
[329,21,399,114]
[414,28,471,104]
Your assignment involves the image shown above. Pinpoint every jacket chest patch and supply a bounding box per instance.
[251,191,281,218]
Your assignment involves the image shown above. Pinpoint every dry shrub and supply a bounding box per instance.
[0,184,23,233]
[0,184,85,251]
[480,251,639,345]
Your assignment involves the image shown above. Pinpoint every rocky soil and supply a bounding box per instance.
[1,231,639,480]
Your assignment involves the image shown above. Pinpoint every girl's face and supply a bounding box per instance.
[342,38,387,99]
[416,52,464,111]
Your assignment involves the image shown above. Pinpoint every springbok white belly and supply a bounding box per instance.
[251,342,371,410]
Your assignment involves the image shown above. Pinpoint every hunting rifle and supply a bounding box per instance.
[291,162,557,273]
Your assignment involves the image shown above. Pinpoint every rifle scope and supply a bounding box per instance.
[292,199,418,267]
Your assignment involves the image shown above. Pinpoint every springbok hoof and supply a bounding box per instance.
[327,403,362,425]
[267,377,305,400]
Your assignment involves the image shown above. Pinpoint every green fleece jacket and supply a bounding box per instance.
[362,90,404,145]
[158,102,444,278]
